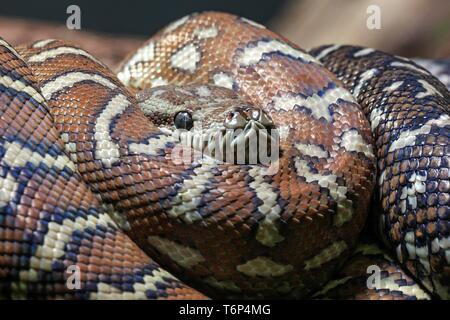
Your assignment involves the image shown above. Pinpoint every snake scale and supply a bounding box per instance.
[0,11,448,300]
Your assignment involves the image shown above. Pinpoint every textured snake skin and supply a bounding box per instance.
[0,11,448,300]
[310,45,450,299]
[313,238,430,300]
[414,59,450,91]
[0,38,205,299]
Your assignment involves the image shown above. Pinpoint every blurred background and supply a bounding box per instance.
[1,0,450,68]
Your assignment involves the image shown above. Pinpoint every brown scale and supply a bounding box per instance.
[0,41,204,299]
[313,238,430,300]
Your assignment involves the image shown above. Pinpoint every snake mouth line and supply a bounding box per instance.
[174,121,279,165]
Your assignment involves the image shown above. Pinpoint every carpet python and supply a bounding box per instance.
[0,11,448,300]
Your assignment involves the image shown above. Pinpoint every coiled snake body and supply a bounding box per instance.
[0,12,448,299]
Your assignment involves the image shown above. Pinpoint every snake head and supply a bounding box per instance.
[137,84,278,165]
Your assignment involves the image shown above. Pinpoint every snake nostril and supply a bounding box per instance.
[250,109,260,121]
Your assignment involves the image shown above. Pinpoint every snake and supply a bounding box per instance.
[0,11,448,300]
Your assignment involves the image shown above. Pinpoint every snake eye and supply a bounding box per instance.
[174,111,193,130]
